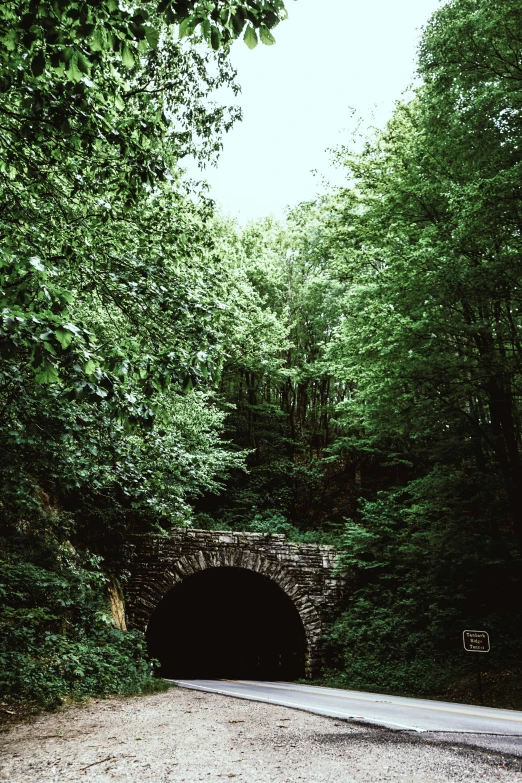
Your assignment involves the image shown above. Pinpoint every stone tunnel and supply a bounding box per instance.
[121,529,347,679]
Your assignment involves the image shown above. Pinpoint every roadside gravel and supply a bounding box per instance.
[1,685,521,783]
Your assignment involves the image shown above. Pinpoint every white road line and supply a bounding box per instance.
[226,680,522,726]
[169,680,433,732]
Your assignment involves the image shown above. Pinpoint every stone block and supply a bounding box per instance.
[123,528,346,679]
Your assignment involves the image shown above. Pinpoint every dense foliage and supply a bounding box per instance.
[2,0,522,712]
[0,526,161,709]
[314,0,522,702]
[195,0,522,704]
[0,0,287,710]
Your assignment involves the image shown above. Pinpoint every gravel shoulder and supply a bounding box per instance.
[1,685,521,783]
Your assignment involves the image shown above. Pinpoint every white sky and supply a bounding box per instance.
[202,0,443,222]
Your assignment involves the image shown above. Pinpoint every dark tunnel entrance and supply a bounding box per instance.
[146,567,308,680]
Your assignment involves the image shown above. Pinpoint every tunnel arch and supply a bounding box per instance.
[134,548,323,676]
[146,566,308,679]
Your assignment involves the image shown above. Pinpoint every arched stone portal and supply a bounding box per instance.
[121,530,346,677]
[146,567,308,679]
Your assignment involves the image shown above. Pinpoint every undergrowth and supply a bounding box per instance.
[0,525,162,716]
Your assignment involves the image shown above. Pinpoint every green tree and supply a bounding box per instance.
[0,0,289,708]
[314,0,522,701]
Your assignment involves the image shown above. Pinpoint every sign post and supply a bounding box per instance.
[463,630,490,704]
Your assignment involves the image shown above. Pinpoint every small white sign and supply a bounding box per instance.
[463,630,490,652]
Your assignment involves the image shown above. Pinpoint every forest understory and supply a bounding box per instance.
[1,0,522,715]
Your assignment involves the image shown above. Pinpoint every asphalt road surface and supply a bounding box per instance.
[171,679,522,756]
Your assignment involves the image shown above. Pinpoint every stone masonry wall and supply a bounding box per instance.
[122,529,347,677]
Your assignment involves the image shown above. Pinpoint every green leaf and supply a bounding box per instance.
[145,26,160,49]
[52,61,66,77]
[243,25,258,49]
[200,18,211,41]
[55,329,74,350]
[2,30,18,52]
[35,362,59,384]
[65,54,83,83]
[121,44,135,69]
[179,18,194,38]
[89,28,104,52]
[259,26,276,46]
[210,27,221,50]
[84,359,97,376]
[61,46,74,65]
[77,52,91,75]
[230,11,245,36]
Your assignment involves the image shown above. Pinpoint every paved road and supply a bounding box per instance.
[171,679,522,755]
